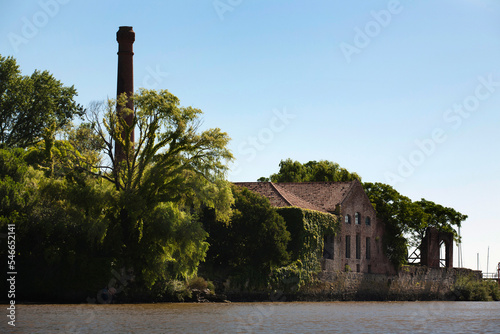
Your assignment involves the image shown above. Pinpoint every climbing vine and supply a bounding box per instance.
[270,207,339,289]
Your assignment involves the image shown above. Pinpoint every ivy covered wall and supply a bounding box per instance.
[270,207,340,290]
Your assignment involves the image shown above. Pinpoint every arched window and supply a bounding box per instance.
[365,217,371,226]
[345,214,351,224]
[355,212,360,224]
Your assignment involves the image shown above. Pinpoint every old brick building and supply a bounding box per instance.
[234,180,395,275]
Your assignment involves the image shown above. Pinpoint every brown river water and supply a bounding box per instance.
[3,301,499,333]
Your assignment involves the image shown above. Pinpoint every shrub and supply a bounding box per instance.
[485,280,500,301]
[163,280,192,302]
[452,275,499,301]
[188,276,215,293]
[269,260,306,292]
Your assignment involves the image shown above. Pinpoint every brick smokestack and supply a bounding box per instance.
[115,26,135,162]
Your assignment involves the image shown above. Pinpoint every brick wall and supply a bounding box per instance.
[326,181,395,275]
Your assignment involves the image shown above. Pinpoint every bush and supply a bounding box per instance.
[163,280,192,302]
[188,276,215,293]
[452,275,499,301]
[485,280,500,301]
[269,260,306,292]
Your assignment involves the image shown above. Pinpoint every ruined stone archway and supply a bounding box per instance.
[421,227,454,268]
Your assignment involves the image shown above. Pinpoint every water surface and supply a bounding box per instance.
[4,301,499,333]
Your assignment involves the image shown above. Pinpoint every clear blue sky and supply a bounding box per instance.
[1,0,499,273]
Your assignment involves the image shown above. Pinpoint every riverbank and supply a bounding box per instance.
[223,266,499,302]
[4,267,498,304]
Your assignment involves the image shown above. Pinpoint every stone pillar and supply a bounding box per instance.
[115,26,135,162]
[439,231,454,268]
[421,227,454,268]
[421,227,440,268]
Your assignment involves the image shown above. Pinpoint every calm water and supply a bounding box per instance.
[3,301,499,333]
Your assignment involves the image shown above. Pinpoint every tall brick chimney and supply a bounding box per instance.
[115,26,135,162]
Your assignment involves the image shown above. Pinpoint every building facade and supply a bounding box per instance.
[234,180,395,275]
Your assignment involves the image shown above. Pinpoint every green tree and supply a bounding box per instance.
[270,159,308,182]
[413,198,467,244]
[304,160,361,182]
[202,185,291,287]
[85,89,234,290]
[261,159,467,270]
[0,148,38,224]
[0,148,114,301]
[363,182,413,268]
[66,121,105,169]
[265,159,361,183]
[363,182,467,268]
[125,201,210,290]
[0,55,84,148]
[1,87,235,299]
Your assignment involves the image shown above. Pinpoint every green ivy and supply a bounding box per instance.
[271,207,339,289]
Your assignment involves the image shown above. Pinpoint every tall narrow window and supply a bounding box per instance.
[355,212,360,225]
[365,217,371,226]
[356,234,361,259]
[323,235,334,260]
[366,237,371,260]
[331,236,335,259]
[345,235,351,259]
[345,214,351,224]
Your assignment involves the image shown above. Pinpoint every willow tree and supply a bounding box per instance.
[86,89,234,289]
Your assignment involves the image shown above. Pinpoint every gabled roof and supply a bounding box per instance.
[233,180,358,213]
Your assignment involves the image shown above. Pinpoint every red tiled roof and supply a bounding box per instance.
[233,181,357,213]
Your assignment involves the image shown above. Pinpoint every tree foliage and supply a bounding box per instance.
[415,198,467,243]
[363,182,467,268]
[0,55,84,148]
[0,148,38,224]
[362,182,413,268]
[0,76,236,299]
[272,207,339,290]
[0,148,114,300]
[66,122,105,169]
[86,90,233,216]
[202,185,291,287]
[263,159,361,183]
[79,89,234,291]
[260,159,467,270]
[0,143,218,299]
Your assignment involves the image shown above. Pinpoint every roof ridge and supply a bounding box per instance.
[274,183,328,212]
[340,179,358,205]
[277,181,355,185]
[269,182,293,206]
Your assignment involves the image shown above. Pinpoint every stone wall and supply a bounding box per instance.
[311,266,482,301]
